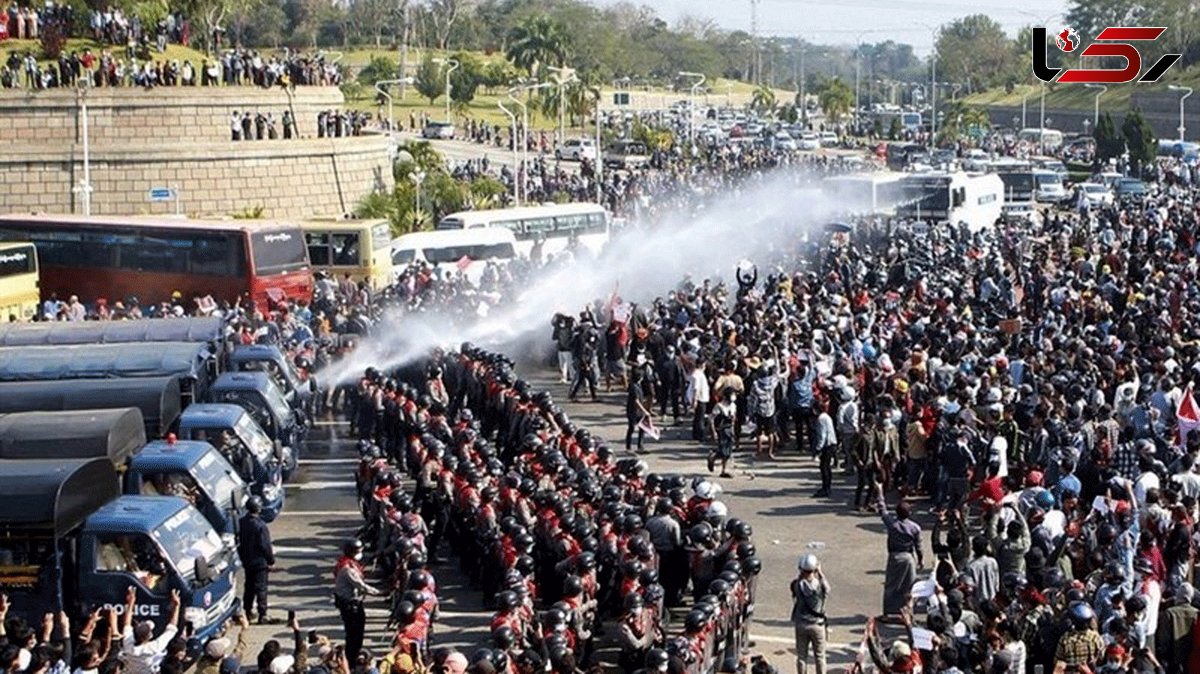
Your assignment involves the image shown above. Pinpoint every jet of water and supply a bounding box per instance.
[320,169,859,386]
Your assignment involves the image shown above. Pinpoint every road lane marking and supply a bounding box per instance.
[277,510,362,517]
[299,458,358,465]
[287,480,357,490]
[311,420,349,427]
[274,545,331,557]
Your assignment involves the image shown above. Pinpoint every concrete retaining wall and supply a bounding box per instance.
[0,87,394,218]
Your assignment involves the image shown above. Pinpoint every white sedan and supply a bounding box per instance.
[1075,182,1114,208]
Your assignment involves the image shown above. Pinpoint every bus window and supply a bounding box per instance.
[554,215,586,232]
[0,246,36,277]
[331,233,360,266]
[522,217,555,240]
[492,218,523,235]
[305,233,332,266]
[250,231,308,275]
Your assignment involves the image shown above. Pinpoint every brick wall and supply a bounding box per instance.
[0,86,348,146]
[0,87,395,218]
[0,136,395,218]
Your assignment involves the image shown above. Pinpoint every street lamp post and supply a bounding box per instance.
[497,100,519,205]
[547,66,578,147]
[432,57,459,123]
[1168,85,1193,141]
[678,71,705,149]
[508,82,552,203]
[1083,84,1107,128]
[74,82,93,216]
[915,22,939,149]
[374,78,408,131]
[593,88,603,205]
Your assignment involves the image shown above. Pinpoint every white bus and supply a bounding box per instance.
[823,172,907,215]
[391,228,517,284]
[896,171,1004,232]
[435,203,610,256]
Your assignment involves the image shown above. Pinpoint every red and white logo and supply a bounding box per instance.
[1055,28,1079,52]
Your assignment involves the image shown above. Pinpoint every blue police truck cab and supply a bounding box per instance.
[0,459,239,644]
[177,403,285,518]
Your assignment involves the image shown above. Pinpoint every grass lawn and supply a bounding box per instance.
[963,66,1200,112]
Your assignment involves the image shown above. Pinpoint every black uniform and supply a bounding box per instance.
[237,511,276,620]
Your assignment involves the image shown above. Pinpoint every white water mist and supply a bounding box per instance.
[320,169,863,385]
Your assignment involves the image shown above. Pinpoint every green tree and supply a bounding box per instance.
[481,61,518,93]
[1122,109,1156,176]
[1093,112,1123,167]
[750,85,777,116]
[564,76,601,127]
[414,55,443,105]
[818,77,853,125]
[356,55,397,87]
[779,104,798,124]
[449,52,485,107]
[935,14,1019,92]
[505,15,568,78]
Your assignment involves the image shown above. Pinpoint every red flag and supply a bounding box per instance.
[455,255,472,272]
[1177,384,1200,447]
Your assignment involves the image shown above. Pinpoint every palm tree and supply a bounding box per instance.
[505,15,568,79]
[817,78,853,126]
[750,85,777,116]
[565,77,601,127]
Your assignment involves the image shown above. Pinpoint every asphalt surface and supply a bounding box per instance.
[240,363,918,673]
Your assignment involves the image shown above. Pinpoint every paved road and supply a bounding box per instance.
[239,360,913,674]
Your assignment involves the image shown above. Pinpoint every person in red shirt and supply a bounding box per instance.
[967,462,1006,513]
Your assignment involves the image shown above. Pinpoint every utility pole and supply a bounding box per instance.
[398,1,410,101]
[750,0,760,84]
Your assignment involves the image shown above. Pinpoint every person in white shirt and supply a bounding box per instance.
[1133,455,1160,508]
[120,586,181,674]
[685,359,710,443]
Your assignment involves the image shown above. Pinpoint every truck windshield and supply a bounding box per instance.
[193,451,245,511]
[151,507,224,584]
[233,415,275,463]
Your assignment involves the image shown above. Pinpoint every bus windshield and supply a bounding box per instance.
[251,231,308,275]
[0,245,36,277]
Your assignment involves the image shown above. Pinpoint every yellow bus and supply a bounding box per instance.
[0,242,39,322]
[300,219,394,290]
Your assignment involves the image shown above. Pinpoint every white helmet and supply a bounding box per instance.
[798,554,819,572]
[705,501,728,520]
[694,480,714,499]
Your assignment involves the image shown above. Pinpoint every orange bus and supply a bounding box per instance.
[0,215,312,309]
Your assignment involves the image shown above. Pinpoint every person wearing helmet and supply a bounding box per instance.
[1056,601,1103,670]
[237,495,279,624]
[616,594,655,673]
[333,540,383,662]
[790,553,829,674]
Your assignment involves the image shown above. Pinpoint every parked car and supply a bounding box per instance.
[556,138,597,161]
[421,121,455,139]
[603,140,650,170]
[773,132,798,151]
[819,131,839,147]
[798,132,821,150]
[1115,178,1147,200]
[1074,182,1114,208]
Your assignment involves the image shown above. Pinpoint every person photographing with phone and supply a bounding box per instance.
[790,553,829,674]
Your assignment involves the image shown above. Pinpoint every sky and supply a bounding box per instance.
[590,0,1073,54]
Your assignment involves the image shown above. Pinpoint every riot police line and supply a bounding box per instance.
[342,343,767,674]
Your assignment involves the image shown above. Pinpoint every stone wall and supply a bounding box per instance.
[0,87,395,219]
[0,86,346,146]
[1,136,394,218]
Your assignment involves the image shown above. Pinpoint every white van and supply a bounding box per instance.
[390,227,517,283]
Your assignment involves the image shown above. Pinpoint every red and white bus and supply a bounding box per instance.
[0,215,312,309]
